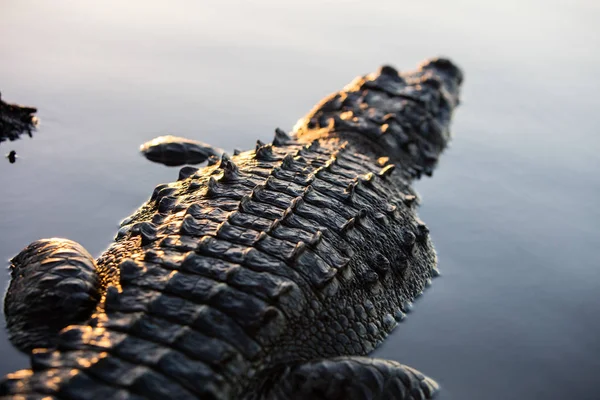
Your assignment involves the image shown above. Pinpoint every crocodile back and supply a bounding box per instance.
[0,58,461,400]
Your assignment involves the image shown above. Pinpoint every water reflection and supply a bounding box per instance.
[1,1,599,399]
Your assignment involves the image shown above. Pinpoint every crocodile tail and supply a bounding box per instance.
[293,57,463,178]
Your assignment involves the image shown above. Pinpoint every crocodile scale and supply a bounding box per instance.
[1,58,462,400]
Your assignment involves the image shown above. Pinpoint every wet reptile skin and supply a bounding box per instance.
[1,58,462,399]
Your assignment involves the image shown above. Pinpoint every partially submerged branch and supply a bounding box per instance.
[0,93,38,144]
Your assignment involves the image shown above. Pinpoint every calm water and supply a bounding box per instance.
[1,1,599,398]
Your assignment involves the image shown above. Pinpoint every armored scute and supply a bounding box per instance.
[1,58,462,399]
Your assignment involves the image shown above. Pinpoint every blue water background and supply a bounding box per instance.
[1,1,599,398]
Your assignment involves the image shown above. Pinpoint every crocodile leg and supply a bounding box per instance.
[4,236,128,353]
[259,357,438,400]
[139,135,224,166]
[4,239,103,352]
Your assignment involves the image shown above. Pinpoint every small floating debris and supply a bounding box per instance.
[6,150,17,163]
[139,135,223,167]
[0,93,38,143]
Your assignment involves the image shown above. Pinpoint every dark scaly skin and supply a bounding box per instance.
[1,58,462,399]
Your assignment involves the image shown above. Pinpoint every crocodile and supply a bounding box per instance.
[1,57,463,399]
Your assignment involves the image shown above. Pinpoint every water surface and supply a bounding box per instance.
[1,1,599,398]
